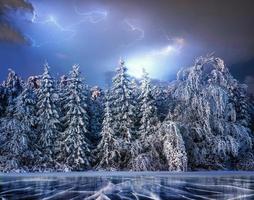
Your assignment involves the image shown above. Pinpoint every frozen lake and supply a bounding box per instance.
[0,171,254,199]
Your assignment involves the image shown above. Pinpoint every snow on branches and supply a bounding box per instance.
[0,55,253,172]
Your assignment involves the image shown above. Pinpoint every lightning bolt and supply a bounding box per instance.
[123,19,145,47]
[27,6,108,48]
[161,29,185,51]
[149,36,184,56]
[74,6,108,24]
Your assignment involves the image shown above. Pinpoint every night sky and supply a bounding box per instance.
[0,0,254,91]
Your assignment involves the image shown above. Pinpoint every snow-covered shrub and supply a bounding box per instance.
[159,121,187,171]
[236,152,254,170]
[131,153,161,171]
[171,55,253,170]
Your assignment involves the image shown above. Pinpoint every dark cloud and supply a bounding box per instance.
[104,0,254,61]
[75,0,254,85]
[230,59,254,92]
[0,0,33,11]
[0,23,28,44]
[0,0,33,44]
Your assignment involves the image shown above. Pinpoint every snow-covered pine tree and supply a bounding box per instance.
[58,75,68,122]
[94,92,122,170]
[36,63,61,170]
[4,69,23,99]
[0,71,31,172]
[138,69,159,141]
[113,60,133,133]
[58,65,91,171]
[129,69,162,171]
[129,78,140,133]
[0,117,29,172]
[14,78,39,169]
[2,69,23,116]
[111,59,136,139]
[153,84,171,122]
[108,59,136,169]
[232,84,251,127]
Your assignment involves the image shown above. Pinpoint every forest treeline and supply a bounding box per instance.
[0,55,254,172]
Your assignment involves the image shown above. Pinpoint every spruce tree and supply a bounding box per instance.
[0,118,28,172]
[94,93,121,170]
[111,59,135,139]
[109,59,136,168]
[4,69,23,100]
[58,65,91,170]
[138,69,159,141]
[36,63,60,170]
[128,70,161,170]
[0,70,27,172]
[3,69,23,116]
[153,85,170,122]
[13,78,38,170]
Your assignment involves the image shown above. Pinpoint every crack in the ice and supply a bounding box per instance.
[0,174,254,200]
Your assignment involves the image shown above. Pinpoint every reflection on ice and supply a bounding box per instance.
[0,172,254,200]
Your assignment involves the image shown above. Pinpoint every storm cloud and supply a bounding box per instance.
[0,0,33,44]
[0,0,253,88]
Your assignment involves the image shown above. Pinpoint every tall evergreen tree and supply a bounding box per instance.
[128,70,161,170]
[13,78,38,169]
[36,63,60,170]
[153,84,171,122]
[138,69,159,141]
[129,78,140,135]
[111,59,135,140]
[109,59,136,168]
[0,70,28,172]
[2,69,23,116]
[58,65,91,170]
[94,93,121,169]
[0,117,28,172]
[4,69,23,99]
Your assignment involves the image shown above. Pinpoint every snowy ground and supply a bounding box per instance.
[0,171,254,199]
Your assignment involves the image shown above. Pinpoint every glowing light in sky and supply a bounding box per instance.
[126,37,185,79]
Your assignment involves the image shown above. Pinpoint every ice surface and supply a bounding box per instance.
[0,171,254,199]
